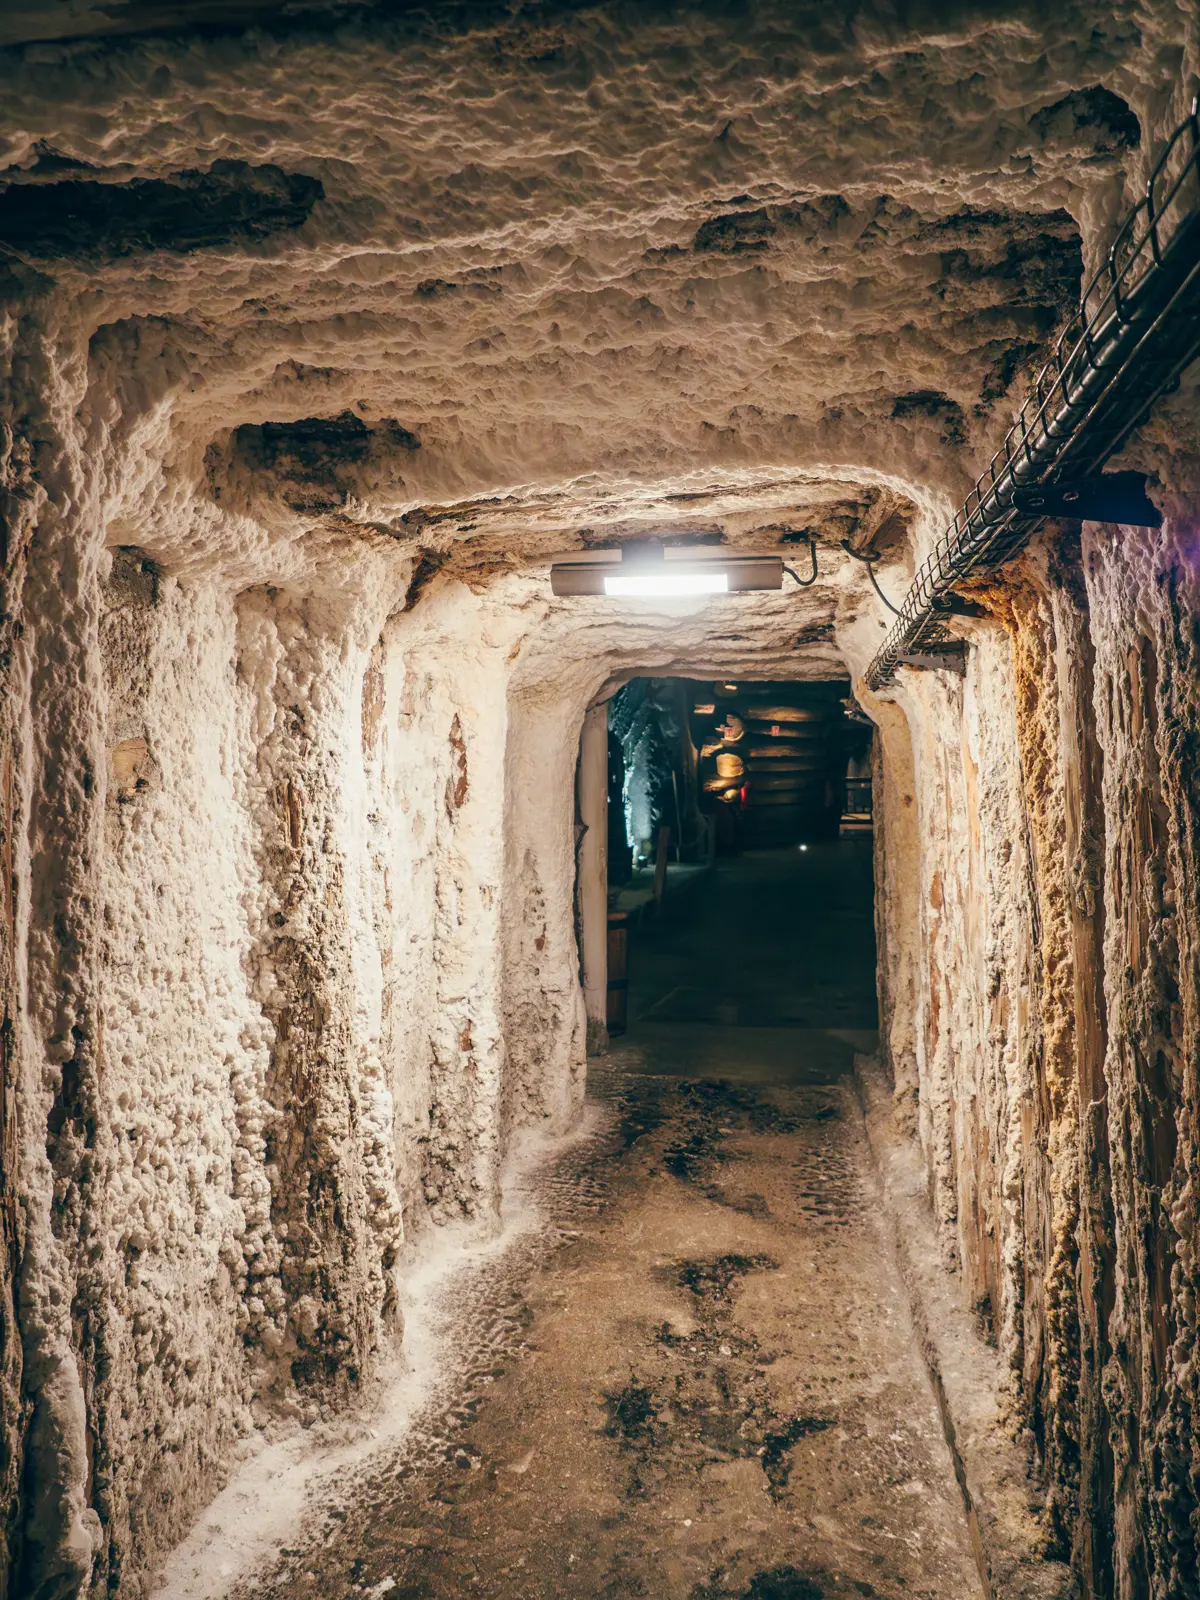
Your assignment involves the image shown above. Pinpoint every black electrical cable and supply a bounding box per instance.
[840,539,903,614]
[782,536,818,586]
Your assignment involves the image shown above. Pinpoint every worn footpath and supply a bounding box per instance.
[231,1059,982,1600]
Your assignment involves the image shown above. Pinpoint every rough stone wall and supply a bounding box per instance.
[95,562,261,1592]
[1,415,525,1596]
[235,585,405,1404]
[867,502,1200,1597]
[883,628,1036,1355]
[23,545,426,1593]
[0,319,45,1590]
[1083,508,1200,1598]
[0,4,1198,1597]
[1047,561,1113,1597]
[375,585,517,1224]
[868,702,920,1117]
[11,313,111,1600]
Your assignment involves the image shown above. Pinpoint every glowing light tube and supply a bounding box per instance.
[603,571,729,597]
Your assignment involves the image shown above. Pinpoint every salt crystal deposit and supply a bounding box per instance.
[1,4,1199,1597]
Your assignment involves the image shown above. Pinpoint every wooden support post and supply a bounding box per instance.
[579,703,609,1053]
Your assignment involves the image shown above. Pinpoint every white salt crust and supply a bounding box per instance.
[1,5,1198,1596]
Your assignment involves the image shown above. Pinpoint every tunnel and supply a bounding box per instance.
[1,5,1199,1599]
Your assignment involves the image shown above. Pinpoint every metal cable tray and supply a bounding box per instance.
[865,97,1200,690]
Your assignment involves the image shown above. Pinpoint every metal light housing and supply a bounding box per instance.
[550,542,783,597]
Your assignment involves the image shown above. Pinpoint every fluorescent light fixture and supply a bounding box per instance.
[550,542,782,597]
[604,571,729,597]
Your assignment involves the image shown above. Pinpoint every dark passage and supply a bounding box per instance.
[623,843,879,1082]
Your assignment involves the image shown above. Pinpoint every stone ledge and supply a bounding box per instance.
[852,1055,1074,1600]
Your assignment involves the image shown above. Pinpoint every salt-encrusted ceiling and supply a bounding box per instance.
[0,1,1186,589]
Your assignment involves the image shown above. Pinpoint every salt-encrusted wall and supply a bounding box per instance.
[867,702,920,1118]
[866,492,1200,1596]
[14,530,531,1593]
[30,541,426,1591]
[10,315,110,1600]
[96,560,263,1591]
[1,3,1200,1598]
[235,583,407,1403]
[374,585,518,1224]
[1083,505,1200,1598]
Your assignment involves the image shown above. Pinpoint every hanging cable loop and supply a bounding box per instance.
[782,535,818,587]
[840,539,903,614]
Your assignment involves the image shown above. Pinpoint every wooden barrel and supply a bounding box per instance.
[746,790,816,806]
[745,724,824,741]
[606,910,630,1035]
[752,773,815,791]
[746,742,820,759]
[747,759,819,773]
[742,705,821,722]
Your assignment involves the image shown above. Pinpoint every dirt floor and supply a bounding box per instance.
[230,844,983,1600]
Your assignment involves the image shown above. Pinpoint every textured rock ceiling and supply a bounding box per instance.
[0,1,1189,592]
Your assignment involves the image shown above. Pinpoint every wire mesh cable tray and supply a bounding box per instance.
[866,97,1200,689]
